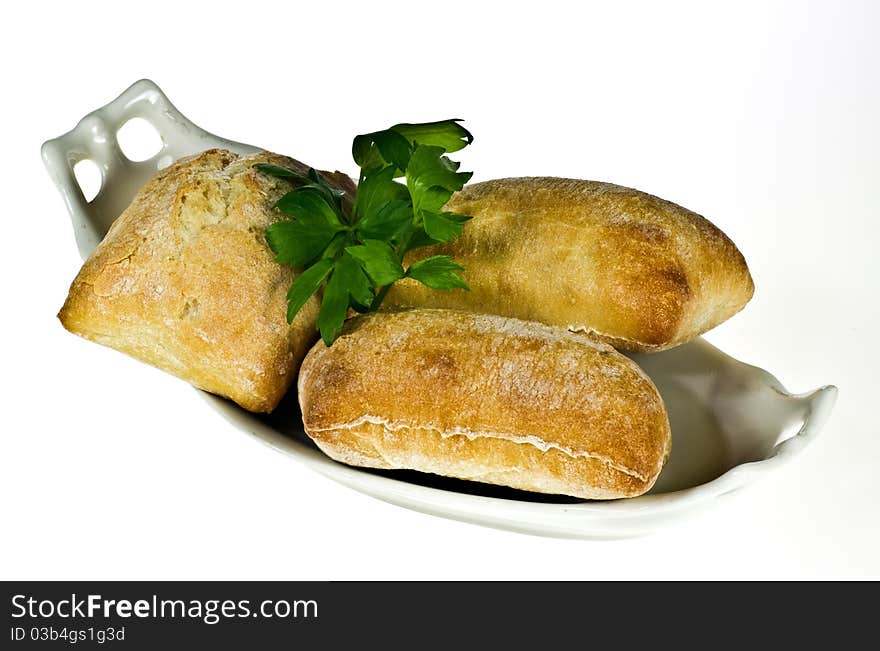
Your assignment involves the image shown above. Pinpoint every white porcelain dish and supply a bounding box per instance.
[43,79,838,539]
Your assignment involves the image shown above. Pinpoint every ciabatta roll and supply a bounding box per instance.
[386,177,754,352]
[59,149,355,413]
[298,309,671,499]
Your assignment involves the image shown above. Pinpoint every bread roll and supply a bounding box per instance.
[385,177,754,352]
[58,149,355,413]
[298,309,671,499]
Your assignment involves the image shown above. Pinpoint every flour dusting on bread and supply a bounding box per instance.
[299,308,671,499]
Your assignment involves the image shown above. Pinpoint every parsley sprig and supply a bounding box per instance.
[256,120,474,345]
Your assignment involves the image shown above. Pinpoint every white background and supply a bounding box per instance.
[2,0,877,579]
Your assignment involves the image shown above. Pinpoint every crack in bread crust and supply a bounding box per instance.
[299,309,672,499]
[310,414,652,482]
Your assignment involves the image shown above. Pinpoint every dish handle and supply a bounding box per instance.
[717,384,839,497]
[41,78,257,259]
[772,384,838,458]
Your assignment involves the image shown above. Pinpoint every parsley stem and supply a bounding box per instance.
[370,232,411,312]
[258,119,472,345]
[371,284,392,311]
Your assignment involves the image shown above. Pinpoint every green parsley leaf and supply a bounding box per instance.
[253,163,309,181]
[351,120,471,174]
[406,145,472,216]
[372,130,413,172]
[284,258,333,323]
[320,231,352,261]
[390,120,473,153]
[317,253,374,345]
[265,220,336,268]
[421,211,472,242]
[275,186,343,227]
[406,255,469,290]
[353,166,408,223]
[256,163,349,219]
[346,240,405,286]
[357,199,414,241]
[259,119,475,345]
[352,129,412,172]
[414,186,454,214]
[317,266,350,346]
[266,188,345,267]
[305,168,349,216]
[336,252,375,308]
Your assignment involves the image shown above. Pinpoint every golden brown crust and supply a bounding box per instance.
[385,177,754,351]
[298,309,671,499]
[58,149,355,412]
